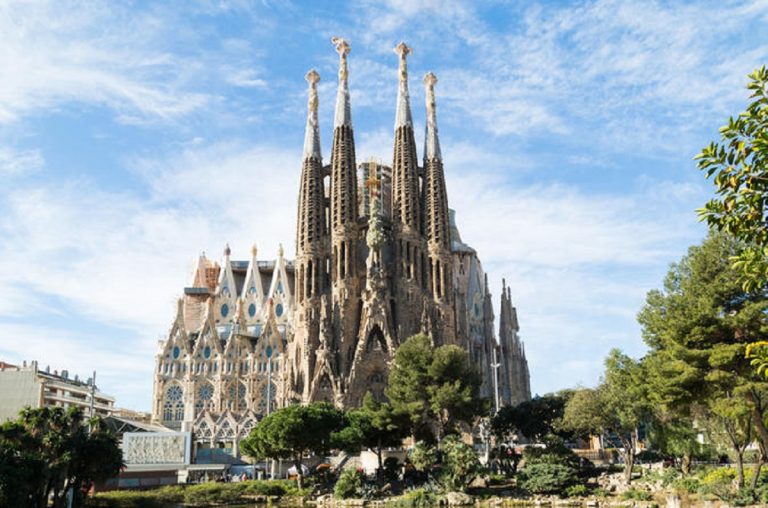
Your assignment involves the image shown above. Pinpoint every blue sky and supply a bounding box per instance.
[1,0,767,411]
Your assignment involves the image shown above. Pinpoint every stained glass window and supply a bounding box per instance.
[164,385,184,421]
[195,383,214,416]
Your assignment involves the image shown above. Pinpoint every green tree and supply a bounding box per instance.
[492,391,573,445]
[696,66,768,292]
[701,395,753,487]
[637,233,768,488]
[562,350,649,485]
[333,393,406,479]
[0,406,122,508]
[386,334,483,441]
[438,435,482,492]
[240,402,343,489]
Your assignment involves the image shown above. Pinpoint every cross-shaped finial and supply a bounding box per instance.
[394,42,412,83]
[305,69,320,86]
[424,72,437,88]
[331,37,350,57]
[394,41,411,59]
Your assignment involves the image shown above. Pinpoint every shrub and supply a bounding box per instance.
[410,442,437,473]
[384,457,401,483]
[334,468,365,499]
[671,476,701,494]
[621,488,653,501]
[242,479,305,496]
[564,484,590,498]
[518,462,578,495]
[183,482,247,504]
[439,435,483,492]
[487,473,507,485]
[390,487,439,507]
[699,467,737,500]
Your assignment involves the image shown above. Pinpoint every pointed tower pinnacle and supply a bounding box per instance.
[424,72,441,161]
[394,42,413,128]
[329,37,359,285]
[332,37,352,128]
[303,69,322,161]
[391,42,421,234]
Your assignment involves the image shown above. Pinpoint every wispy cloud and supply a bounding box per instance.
[0,146,44,176]
[352,0,768,154]
[0,1,280,125]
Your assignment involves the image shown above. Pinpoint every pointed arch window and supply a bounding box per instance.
[163,385,184,421]
[194,383,215,416]
[227,382,247,412]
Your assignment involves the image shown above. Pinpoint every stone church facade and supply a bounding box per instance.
[151,39,530,456]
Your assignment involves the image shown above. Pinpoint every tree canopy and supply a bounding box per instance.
[0,406,123,508]
[332,393,406,477]
[638,233,768,486]
[385,334,484,441]
[240,402,344,488]
[562,349,648,484]
[697,66,768,291]
[492,392,573,445]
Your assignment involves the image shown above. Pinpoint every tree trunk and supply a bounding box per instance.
[736,450,745,488]
[376,436,384,483]
[681,452,692,476]
[619,434,635,485]
[622,449,634,485]
[751,454,764,490]
[294,456,303,490]
[746,390,768,454]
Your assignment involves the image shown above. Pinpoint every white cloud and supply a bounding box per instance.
[0,1,275,124]
[351,0,768,153]
[0,146,44,175]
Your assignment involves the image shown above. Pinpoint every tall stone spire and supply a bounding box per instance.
[424,72,441,161]
[302,69,322,161]
[329,37,358,283]
[296,69,327,299]
[423,72,449,251]
[332,37,352,128]
[391,42,421,233]
[395,42,413,128]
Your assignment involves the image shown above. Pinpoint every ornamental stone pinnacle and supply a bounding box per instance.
[394,42,413,128]
[331,37,352,128]
[303,69,321,160]
[424,72,441,161]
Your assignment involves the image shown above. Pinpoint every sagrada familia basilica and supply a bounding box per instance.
[151,39,530,457]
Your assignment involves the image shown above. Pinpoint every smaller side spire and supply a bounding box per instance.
[394,42,413,128]
[331,37,352,128]
[302,69,322,161]
[423,72,441,161]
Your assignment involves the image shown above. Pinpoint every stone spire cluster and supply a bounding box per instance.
[498,279,530,405]
[151,39,530,447]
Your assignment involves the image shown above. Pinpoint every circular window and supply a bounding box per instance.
[221,303,229,317]
[198,384,213,400]
[204,346,211,359]
[173,346,180,359]
[248,303,256,317]
[249,286,257,295]
[167,385,183,401]
[221,286,230,297]
[275,303,284,317]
